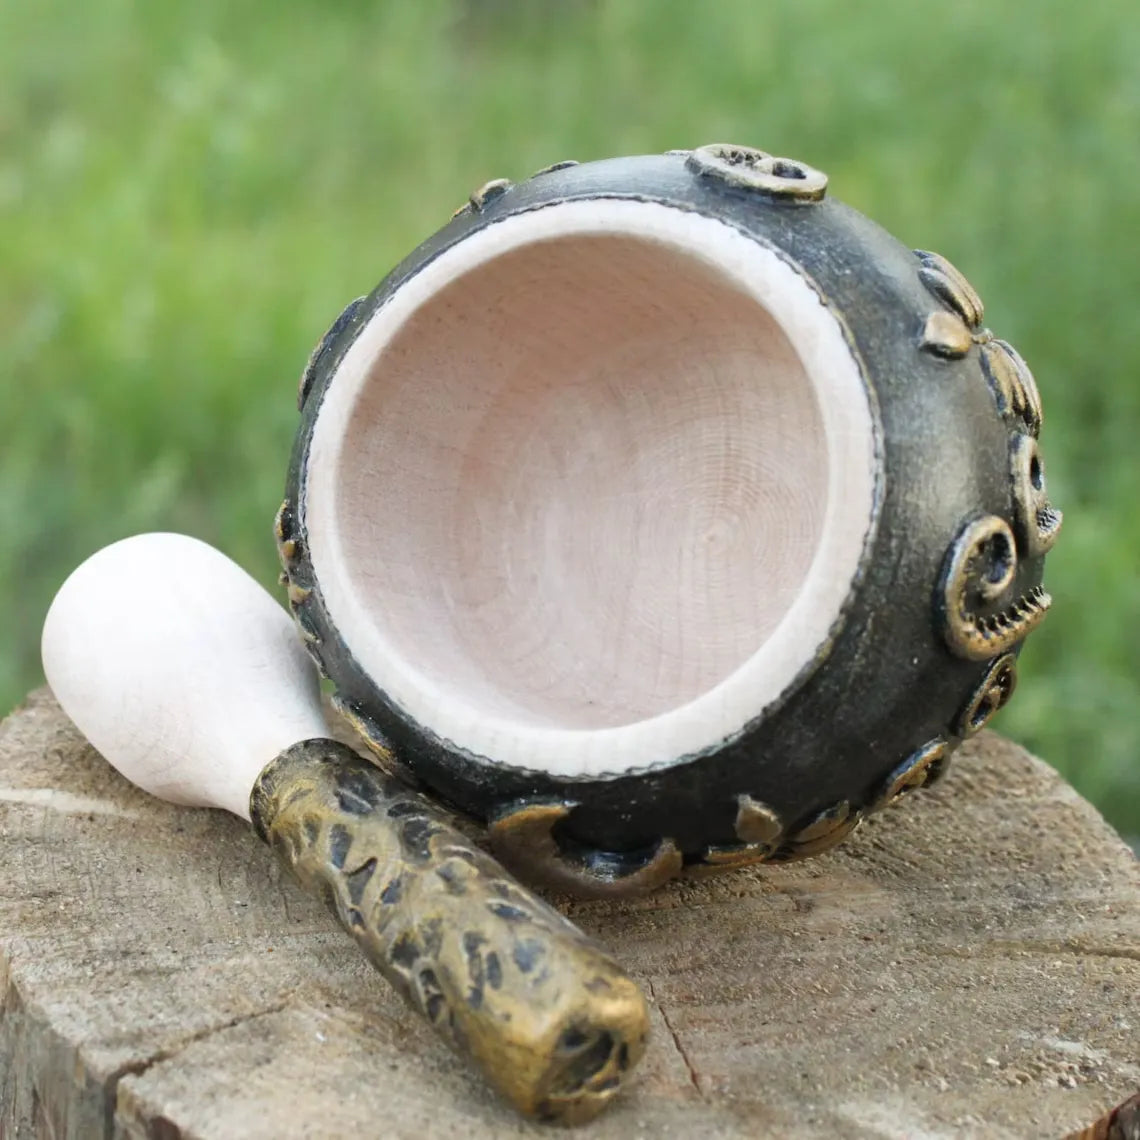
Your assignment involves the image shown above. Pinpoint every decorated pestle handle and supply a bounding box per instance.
[249,739,648,1123]
[41,533,648,1124]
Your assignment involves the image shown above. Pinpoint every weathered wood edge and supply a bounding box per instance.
[2,689,1138,1140]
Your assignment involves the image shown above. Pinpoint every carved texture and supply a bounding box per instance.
[1009,433,1063,556]
[915,249,984,358]
[488,800,683,898]
[981,339,1043,436]
[957,654,1018,737]
[250,740,648,1124]
[685,144,828,200]
[940,516,1052,661]
[913,248,1060,665]
[452,177,513,218]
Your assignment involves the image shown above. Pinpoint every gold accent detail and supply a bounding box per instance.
[328,693,396,766]
[275,500,301,572]
[488,801,683,898]
[276,498,312,611]
[469,178,512,210]
[531,160,579,177]
[915,250,984,328]
[910,246,1061,611]
[959,515,1017,601]
[273,500,290,542]
[1009,434,1063,557]
[286,582,311,607]
[921,310,974,358]
[957,655,1018,737]
[878,739,952,807]
[734,795,784,845]
[694,796,785,870]
[697,844,773,871]
[453,178,513,218]
[981,339,1043,436]
[251,742,649,1124]
[914,249,1000,361]
[776,801,861,861]
[794,802,851,843]
[941,516,1052,660]
[686,144,828,201]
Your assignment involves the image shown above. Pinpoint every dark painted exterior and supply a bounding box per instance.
[276,150,1057,884]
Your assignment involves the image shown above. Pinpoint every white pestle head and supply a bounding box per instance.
[41,533,328,820]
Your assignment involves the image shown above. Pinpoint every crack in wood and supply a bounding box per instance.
[101,1001,292,1139]
[647,980,701,1096]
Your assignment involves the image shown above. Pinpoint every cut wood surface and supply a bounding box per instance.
[1,688,1137,1139]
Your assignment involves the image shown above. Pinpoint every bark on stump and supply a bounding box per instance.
[1,689,1137,1139]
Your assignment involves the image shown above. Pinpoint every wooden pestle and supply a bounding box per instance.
[41,533,648,1124]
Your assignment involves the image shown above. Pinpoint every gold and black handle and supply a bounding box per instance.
[249,739,648,1124]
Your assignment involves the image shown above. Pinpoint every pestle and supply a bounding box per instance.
[41,532,648,1124]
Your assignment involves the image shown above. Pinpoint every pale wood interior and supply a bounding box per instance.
[333,232,828,731]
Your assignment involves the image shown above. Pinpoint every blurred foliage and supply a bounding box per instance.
[1,0,1138,835]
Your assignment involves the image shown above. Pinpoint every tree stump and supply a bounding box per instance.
[1,688,1137,1138]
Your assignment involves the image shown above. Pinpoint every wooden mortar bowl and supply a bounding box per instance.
[275,145,1060,896]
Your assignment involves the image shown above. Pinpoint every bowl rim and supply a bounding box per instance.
[303,197,879,779]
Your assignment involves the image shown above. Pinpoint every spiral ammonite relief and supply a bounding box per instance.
[920,249,1062,664]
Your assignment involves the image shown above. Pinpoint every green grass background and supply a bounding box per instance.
[2,0,1138,838]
